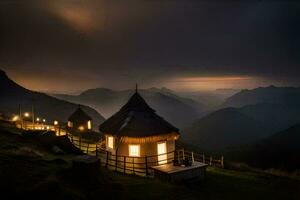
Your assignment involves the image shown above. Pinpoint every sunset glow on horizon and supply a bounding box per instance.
[165,76,273,91]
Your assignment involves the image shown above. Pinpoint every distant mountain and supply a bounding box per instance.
[177,89,240,110]
[243,124,300,171]
[183,108,266,150]
[220,86,300,133]
[55,87,205,128]
[0,70,105,129]
[222,86,300,108]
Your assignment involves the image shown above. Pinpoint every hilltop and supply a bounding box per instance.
[0,123,299,200]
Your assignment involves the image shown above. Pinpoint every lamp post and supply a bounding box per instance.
[54,120,59,135]
[31,105,35,130]
[42,119,46,130]
[23,112,30,129]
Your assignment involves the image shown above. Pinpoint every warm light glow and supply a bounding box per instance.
[129,144,140,157]
[87,120,92,130]
[12,115,19,121]
[108,136,114,149]
[54,120,58,125]
[36,117,40,122]
[157,142,167,164]
[24,112,30,117]
[78,126,85,131]
[46,126,50,130]
[166,76,272,91]
[46,1,99,34]
[68,121,73,127]
[42,119,46,123]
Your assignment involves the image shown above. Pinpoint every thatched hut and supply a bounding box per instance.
[67,106,101,154]
[67,106,93,132]
[99,89,180,164]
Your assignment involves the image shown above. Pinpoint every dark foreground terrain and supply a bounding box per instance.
[0,124,299,200]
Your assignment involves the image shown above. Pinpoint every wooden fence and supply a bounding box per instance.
[66,134,224,176]
[67,133,99,155]
[95,148,224,176]
[101,150,175,176]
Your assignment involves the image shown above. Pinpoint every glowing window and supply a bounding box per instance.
[157,141,167,164]
[129,145,140,157]
[108,136,114,149]
[87,120,92,130]
[67,121,73,127]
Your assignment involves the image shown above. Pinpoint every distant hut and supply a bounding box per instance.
[67,105,93,133]
[99,87,180,164]
[67,106,101,151]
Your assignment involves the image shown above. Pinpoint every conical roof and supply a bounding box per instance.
[68,106,92,122]
[99,92,179,137]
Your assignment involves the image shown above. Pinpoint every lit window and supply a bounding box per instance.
[108,136,114,149]
[157,142,167,164]
[67,121,73,127]
[129,145,140,157]
[87,120,92,130]
[78,126,85,131]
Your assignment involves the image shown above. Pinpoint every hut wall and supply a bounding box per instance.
[116,140,176,166]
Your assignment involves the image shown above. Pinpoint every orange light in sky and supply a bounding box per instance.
[166,76,270,91]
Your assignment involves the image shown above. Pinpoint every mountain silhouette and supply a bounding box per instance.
[55,87,205,128]
[0,69,105,129]
[183,108,266,150]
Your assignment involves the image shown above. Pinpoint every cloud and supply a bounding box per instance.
[0,1,299,92]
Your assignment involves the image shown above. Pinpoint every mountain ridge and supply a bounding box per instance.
[0,69,105,129]
[54,87,205,128]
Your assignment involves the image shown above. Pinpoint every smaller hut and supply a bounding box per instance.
[67,106,101,153]
[67,105,93,132]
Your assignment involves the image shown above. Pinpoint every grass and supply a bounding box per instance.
[0,124,299,200]
[107,167,300,200]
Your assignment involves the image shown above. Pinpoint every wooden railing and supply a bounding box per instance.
[66,134,224,176]
[101,150,175,176]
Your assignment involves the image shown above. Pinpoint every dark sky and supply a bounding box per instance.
[0,0,299,92]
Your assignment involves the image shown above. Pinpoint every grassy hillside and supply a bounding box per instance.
[240,124,300,171]
[0,124,299,199]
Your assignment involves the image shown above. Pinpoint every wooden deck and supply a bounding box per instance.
[151,162,207,182]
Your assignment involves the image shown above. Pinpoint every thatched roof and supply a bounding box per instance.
[99,91,179,138]
[68,106,92,122]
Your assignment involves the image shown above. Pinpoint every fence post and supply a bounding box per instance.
[105,151,109,168]
[96,143,98,157]
[191,152,195,164]
[133,157,135,174]
[202,153,205,164]
[221,155,224,168]
[86,143,89,154]
[124,156,126,174]
[115,154,118,171]
[210,156,212,166]
[79,136,82,149]
[145,156,148,176]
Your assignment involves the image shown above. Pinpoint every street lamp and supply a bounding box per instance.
[24,112,30,117]
[12,115,19,122]
[54,120,58,126]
